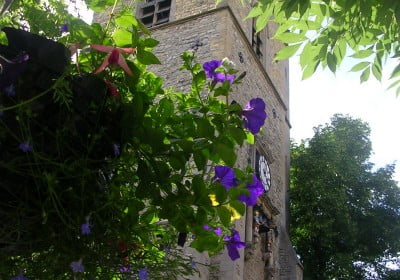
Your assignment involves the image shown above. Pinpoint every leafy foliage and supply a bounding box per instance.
[248,0,400,94]
[290,115,400,280]
[0,1,268,279]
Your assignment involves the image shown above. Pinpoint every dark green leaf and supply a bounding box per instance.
[137,48,161,65]
[217,206,231,227]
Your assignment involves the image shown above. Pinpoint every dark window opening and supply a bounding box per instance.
[142,5,155,16]
[139,0,172,27]
[159,0,171,10]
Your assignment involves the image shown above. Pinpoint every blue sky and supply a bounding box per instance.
[290,58,400,183]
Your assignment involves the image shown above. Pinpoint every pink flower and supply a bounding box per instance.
[91,44,135,76]
[105,80,119,98]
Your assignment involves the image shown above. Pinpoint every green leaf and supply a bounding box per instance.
[302,60,320,80]
[387,79,400,90]
[142,38,159,48]
[112,29,132,47]
[195,119,214,138]
[137,19,151,35]
[390,63,400,79]
[227,127,246,146]
[274,32,307,44]
[214,184,228,205]
[351,49,374,59]
[371,63,382,81]
[326,52,337,73]
[194,150,207,170]
[229,201,246,216]
[246,5,263,19]
[115,12,138,28]
[216,142,237,166]
[256,5,273,32]
[192,71,206,92]
[350,62,370,72]
[275,43,302,61]
[246,132,255,144]
[137,48,161,65]
[191,232,219,252]
[131,28,140,47]
[217,206,231,227]
[85,0,116,12]
[360,67,371,83]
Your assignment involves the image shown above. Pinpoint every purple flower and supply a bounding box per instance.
[60,22,69,33]
[119,265,131,273]
[4,84,15,96]
[203,60,234,83]
[203,224,211,231]
[224,230,246,261]
[11,272,29,280]
[18,141,32,152]
[213,227,223,236]
[113,143,120,156]
[81,223,91,235]
[0,52,29,91]
[242,98,267,135]
[214,165,236,190]
[81,216,92,235]
[138,268,148,280]
[238,174,264,206]
[203,224,223,236]
[70,259,84,273]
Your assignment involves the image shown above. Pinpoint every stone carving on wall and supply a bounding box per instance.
[245,201,279,280]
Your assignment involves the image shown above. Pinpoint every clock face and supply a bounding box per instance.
[256,152,271,192]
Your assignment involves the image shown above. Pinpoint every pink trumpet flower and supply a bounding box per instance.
[90,44,135,76]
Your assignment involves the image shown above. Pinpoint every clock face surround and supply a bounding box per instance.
[256,151,271,192]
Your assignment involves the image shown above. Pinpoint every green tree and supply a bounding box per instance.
[290,114,400,280]
[247,0,400,94]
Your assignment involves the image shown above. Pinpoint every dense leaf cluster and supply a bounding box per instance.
[290,115,400,280]
[0,1,269,279]
[248,0,400,94]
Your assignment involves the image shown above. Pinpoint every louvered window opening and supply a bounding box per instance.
[139,0,171,27]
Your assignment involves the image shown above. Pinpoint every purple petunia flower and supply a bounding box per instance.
[224,230,246,261]
[242,98,267,135]
[70,259,84,273]
[81,216,92,235]
[119,265,131,273]
[11,271,30,280]
[18,141,32,152]
[238,174,265,206]
[81,223,91,235]
[4,84,15,96]
[203,224,211,231]
[138,268,148,280]
[60,22,69,33]
[0,52,29,91]
[113,143,120,156]
[203,224,223,236]
[214,165,236,190]
[203,60,235,83]
[213,227,223,236]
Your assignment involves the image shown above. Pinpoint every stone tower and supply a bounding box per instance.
[100,0,302,279]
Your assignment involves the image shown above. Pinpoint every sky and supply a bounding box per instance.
[289,57,400,183]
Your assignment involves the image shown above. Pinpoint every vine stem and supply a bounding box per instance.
[0,87,52,111]
[104,0,119,37]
